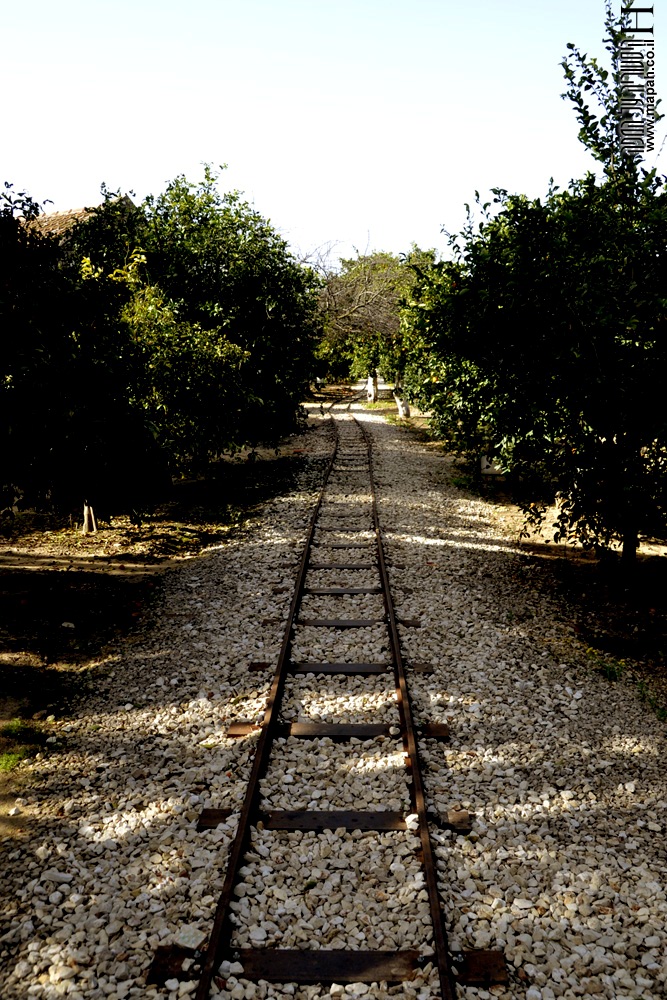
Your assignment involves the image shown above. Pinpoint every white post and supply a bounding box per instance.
[393,394,411,418]
[392,375,410,418]
[82,501,97,534]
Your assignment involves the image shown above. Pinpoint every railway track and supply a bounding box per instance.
[149,398,508,998]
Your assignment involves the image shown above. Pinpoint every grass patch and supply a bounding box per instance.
[0,718,45,771]
[0,748,32,771]
[1,719,42,741]
[588,652,626,682]
[385,413,438,439]
[450,473,477,492]
[637,679,667,722]
[586,650,667,722]
[362,400,397,411]
[599,660,625,682]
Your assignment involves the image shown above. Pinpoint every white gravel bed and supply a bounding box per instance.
[314,523,374,536]
[5,403,665,1000]
[280,676,397,725]
[317,500,373,517]
[299,595,386,619]
[212,970,440,1000]
[228,829,432,952]
[325,481,371,494]
[357,407,667,1000]
[306,569,379,589]
[291,626,389,665]
[259,738,410,812]
[312,532,376,547]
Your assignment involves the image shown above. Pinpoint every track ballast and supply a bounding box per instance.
[149,401,508,998]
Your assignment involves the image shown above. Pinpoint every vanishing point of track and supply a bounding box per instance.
[149,395,509,998]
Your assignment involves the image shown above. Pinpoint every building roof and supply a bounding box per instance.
[32,195,135,238]
[31,206,93,238]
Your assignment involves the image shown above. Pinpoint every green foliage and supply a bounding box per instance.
[140,168,320,448]
[404,174,667,555]
[0,718,45,771]
[1,167,320,511]
[0,751,29,772]
[0,719,43,742]
[636,678,667,720]
[401,3,667,562]
[318,248,434,385]
[120,280,250,471]
[0,182,164,513]
[592,654,625,682]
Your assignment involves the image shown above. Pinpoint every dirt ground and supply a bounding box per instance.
[0,430,320,779]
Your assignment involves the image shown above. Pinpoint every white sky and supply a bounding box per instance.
[3,0,663,262]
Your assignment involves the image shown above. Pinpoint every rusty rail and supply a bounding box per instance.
[355,414,457,999]
[148,400,507,999]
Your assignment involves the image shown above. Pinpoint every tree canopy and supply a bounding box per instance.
[317,248,434,391]
[0,169,320,514]
[400,1,667,562]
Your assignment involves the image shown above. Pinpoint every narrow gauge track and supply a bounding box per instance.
[150,399,508,998]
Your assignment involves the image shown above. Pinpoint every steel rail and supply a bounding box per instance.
[319,384,366,414]
[193,404,343,999]
[355,413,457,1000]
[150,397,508,997]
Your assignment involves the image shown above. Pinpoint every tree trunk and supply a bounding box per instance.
[82,501,97,534]
[393,393,411,418]
[621,527,638,567]
[366,373,378,403]
[392,373,410,417]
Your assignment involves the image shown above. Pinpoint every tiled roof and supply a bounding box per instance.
[31,206,94,237]
[32,195,135,238]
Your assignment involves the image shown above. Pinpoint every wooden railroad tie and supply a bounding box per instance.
[298,618,384,628]
[148,944,508,989]
[304,586,382,595]
[236,949,420,984]
[226,721,396,738]
[291,662,390,675]
[308,563,373,570]
[197,806,472,835]
[321,542,374,549]
[225,720,450,739]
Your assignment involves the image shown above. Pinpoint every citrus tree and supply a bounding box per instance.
[0,183,166,516]
[1,167,321,516]
[318,248,433,407]
[401,1,667,562]
[140,169,320,444]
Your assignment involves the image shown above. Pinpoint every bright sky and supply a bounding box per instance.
[4,1,663,262]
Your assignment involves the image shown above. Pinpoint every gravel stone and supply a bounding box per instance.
[2,403,665,1000]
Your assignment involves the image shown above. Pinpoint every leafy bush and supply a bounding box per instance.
[0,168,320,513]
[401,2,667,562]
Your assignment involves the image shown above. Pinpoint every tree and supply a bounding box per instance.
[318,248,433,408]
[0,183,166,517]
[401,1,667,563]
[1,166,321,516]
[63,167,321,469]
[139,168,320,449]
[115,263,250,473]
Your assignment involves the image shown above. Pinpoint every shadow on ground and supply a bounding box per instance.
[0,449,322,737]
